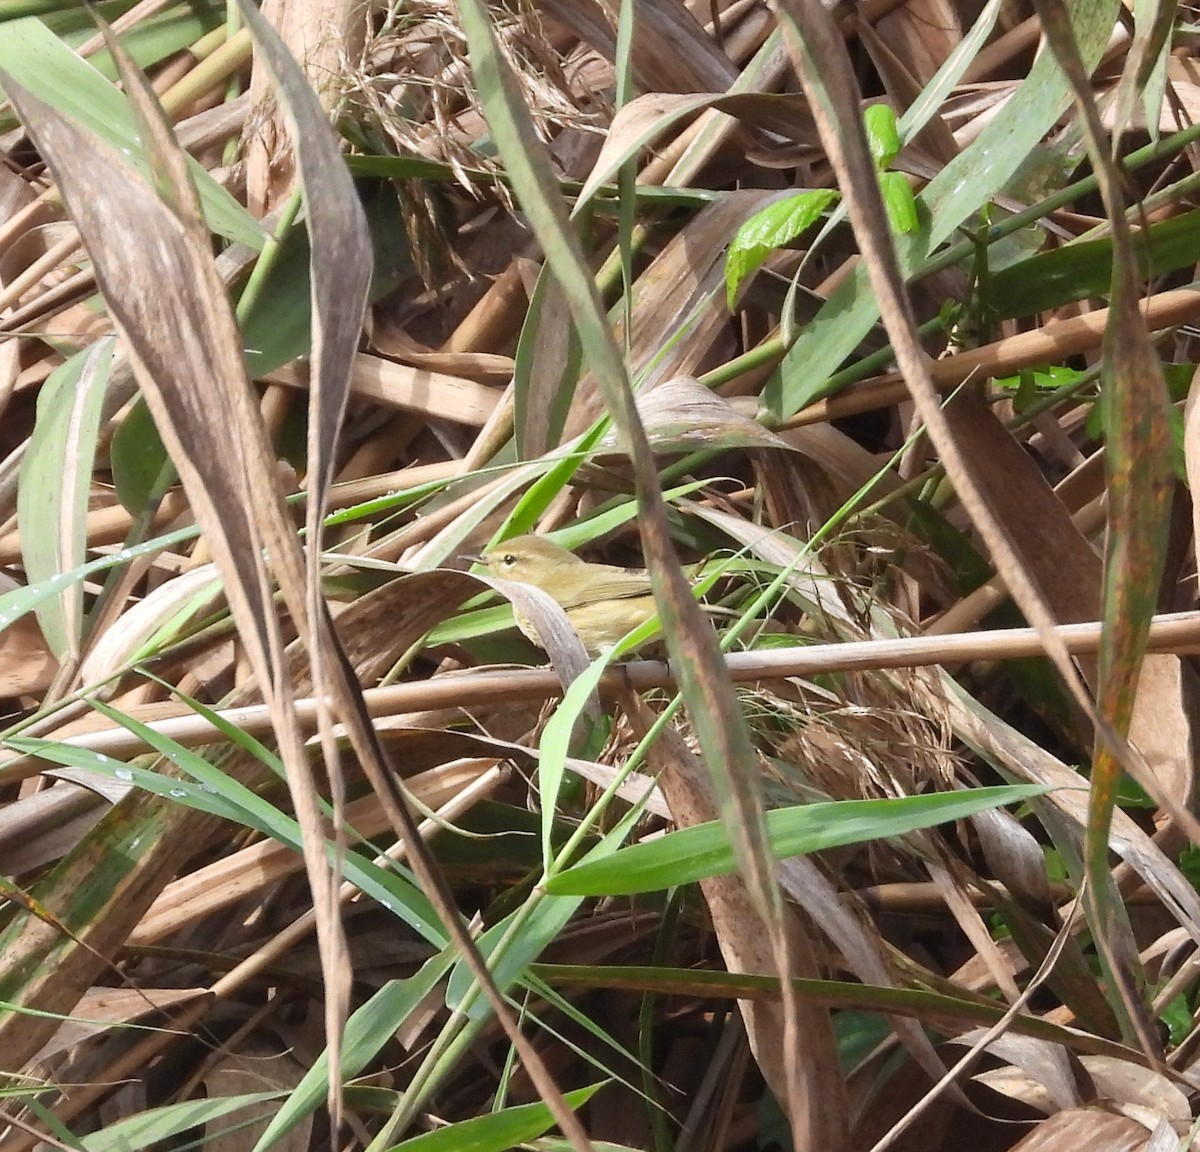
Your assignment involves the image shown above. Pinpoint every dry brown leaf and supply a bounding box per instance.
[978,1053,1189,1129]
[545,0,737,93]
[938,389,1103,678]
[1004,1108,1156,1151]
[874,0,962,85]
[0,594,57,697]
[962,1029,1083,1114]
[622,692,849,1150]
[599,374,794,454]
[0,782,108,876]
[78,565,223,685]
[202,1045,311,1152]
[29,986,208,1072]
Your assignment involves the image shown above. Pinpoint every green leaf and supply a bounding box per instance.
[990,206,1200,318]
[80,1093,285,1151]
[1161,994,1192,1047]
[110,396,169,514]
[725,189,839,308]
[546,785,1053,896]
[17,339,114,658]
[767,0,1121,417]
[252,957,454,1152]
[69,3,223,80]
[389,1085,604,1152]
[0,17,263,249]
[863,103,901,169]
[879,171,919,234]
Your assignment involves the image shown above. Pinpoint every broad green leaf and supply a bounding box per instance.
[0,0,105,17]
[67,3,223,80]
[239,191,414,383]
[110,396,169,514]
[991,207,1200,318]
[725,190,838,308]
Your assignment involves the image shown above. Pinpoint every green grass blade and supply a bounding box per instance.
[547,786,1051,896]
[0,16,263,248]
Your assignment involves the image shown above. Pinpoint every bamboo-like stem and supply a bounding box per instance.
[6,610,1199,772]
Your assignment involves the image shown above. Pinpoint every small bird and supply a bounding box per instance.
[480,534,660,654]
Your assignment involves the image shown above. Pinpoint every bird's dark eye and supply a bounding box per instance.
[502,554,517,567]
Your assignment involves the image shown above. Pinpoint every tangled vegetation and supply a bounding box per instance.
[1,0,1200,1148]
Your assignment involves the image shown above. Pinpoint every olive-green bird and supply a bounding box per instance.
[480,534,660,654]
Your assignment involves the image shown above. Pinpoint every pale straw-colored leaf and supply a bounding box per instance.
[17,339,114,661]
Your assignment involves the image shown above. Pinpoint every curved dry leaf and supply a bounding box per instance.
[1080,1056,1190,1125]
[567,191,785,440]
[976,1054,1188,1130]
[577,92,818,207]
[958,1030,1083,1113]
[972,807,1055,911]
[6,26,371,1109]
[0,780,108,876]
[471,572,597,719]
[1005,1108,1152,1152]
[79,564,224,685]
[973,1067,1066,1116]
[599,375,792,453]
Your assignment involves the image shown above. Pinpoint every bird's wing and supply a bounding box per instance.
[559,566,653,608]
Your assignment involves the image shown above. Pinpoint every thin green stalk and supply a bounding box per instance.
[234,186,303,322]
